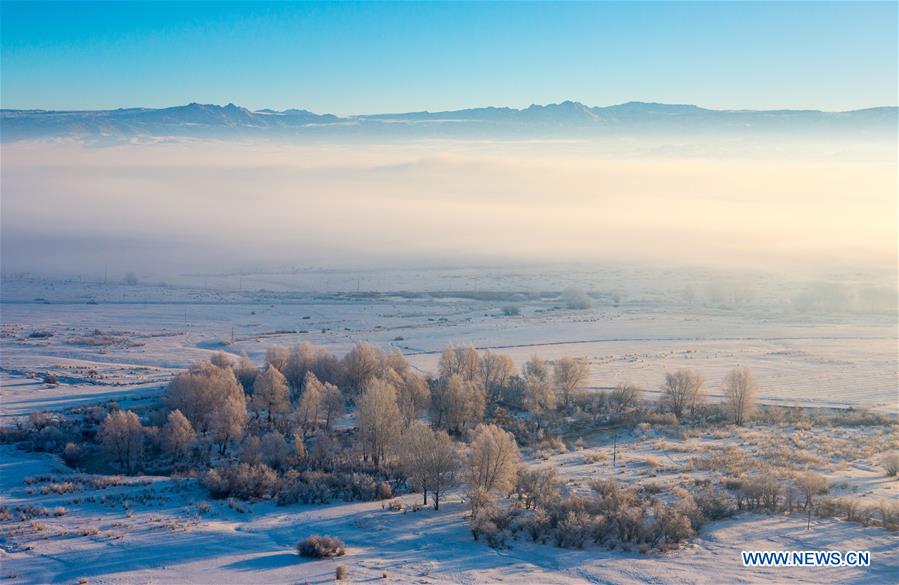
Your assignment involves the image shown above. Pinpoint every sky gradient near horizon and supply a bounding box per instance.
[1,1,897,113]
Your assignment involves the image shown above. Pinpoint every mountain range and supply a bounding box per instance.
[1,100,895,142]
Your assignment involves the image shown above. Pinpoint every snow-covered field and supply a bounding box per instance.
[1,270,896,584]
[2,443,896,585]
[0,438,899,584]
[2,272,896,414]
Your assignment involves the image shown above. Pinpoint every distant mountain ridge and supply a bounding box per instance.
[2,100,895,142]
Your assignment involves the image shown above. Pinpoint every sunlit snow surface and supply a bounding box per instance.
[1,269,896,584]
[2,269,895,415]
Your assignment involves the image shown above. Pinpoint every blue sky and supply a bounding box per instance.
[1,1,896,113]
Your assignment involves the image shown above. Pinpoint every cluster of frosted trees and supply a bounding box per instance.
[659,366,758,425]
[92,339,760,481]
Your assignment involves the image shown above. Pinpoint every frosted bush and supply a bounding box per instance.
[296,535,346,558]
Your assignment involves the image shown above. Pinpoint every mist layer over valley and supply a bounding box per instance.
[2,107,896,285]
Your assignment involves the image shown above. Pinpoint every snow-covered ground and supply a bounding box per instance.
[2,273,896,413]
[1,272,896,584]
[2,444,896,585]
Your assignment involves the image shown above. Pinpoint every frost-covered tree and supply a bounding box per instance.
[265,345,290,373]
[283,342,342,394]
[99,410,144,474]
[431,374,485,435]
[661,369,704,419]
[320,381,344,431]
[166,361,246,437]
[166,362,221,433]
[438,343,482,382]
[295,371,323,436]
[251,365,291,429]
[341,341,384,396]
[524,355,549,384]
[210,351,233,370]
[232,352,258,393]
[402,422,459,510]
[466,424,521,504]
[356,378,402,466]
[283,341,318,392]
[523,370,556,432]
[260,431,292,471]
[553,356,589,409]
[515,467,561,510]
[239,435,262,465]
[723,367,757,425]
[209,389,248,454]
[383,348,412,375]
[610,382,641,414]
[161,409,196,464]
[291,433,307,466]
[795,471,828,529]
[392,368,430,426]
[480,350,515,404]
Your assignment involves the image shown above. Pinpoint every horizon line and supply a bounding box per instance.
[3,100,897,118]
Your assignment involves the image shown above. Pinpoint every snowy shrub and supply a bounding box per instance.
[470,516,503,548]
[642,455,663,469]
[815,496,839,518]
[296,535,346,558]
[672,490,704,530]
[376,481,393,500]
[877,500,899,531]
[554,511,593,549]
[610,504,645,543]
[62,442,82,467]
[693,486,735,521]
[737,476,782,512]
[515,508,551,543]
[515,467,561,510]
[642,412,678,427]
[882,452,899,477]
[276,470,333,505]
[28,330,54,339]
[649,503,694,550]
[610,383,641,413]
[99,410,144,474]
[260,431,291,470]
[203,462,277,500]
[582,451,607,464]
[226,497,252,514]
[469,502,512,548]
[160,410,196,465]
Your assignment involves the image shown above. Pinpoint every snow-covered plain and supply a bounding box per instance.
[2,271,896,413]
[1,270,896,584]
[1,442,896,585]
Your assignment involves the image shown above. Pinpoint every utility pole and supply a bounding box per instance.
[612,430,618,471]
